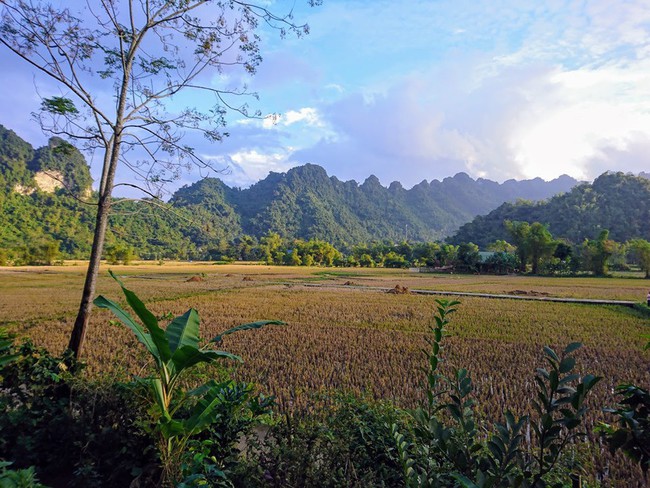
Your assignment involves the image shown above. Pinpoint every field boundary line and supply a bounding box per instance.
[297,283,638,307]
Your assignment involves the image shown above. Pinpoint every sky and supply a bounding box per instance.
[1,0,650,196]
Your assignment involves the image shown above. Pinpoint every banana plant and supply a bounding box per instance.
[94,270,283,484]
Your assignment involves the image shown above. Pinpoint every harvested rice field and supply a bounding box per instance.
[1,262,648,486]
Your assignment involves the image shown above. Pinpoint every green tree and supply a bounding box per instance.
[527,222,557,275]
[582,230,615,276]
[261,231,285,265]
[436,244,458,267]
[484,251,519,274]
[455,242,481,273]
[412,242,440,267]
[105,243,135,265]
[505,220,531,273]
[383,251,409,268]
[487,239,515,253]
[627,239,650,278]
[1,0,319,358]
[286,248,302,266]
[359,253,375,267]
[26,239,60,265]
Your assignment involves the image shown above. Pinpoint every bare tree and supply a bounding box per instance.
[0,0,320,358]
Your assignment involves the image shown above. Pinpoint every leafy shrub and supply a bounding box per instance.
[234,392,405,487]
[104,243,135,265]
[600,336,650,476]
[177,382,275,487]
[394,300,601,488]
[0,461,46,488]
[601,384,650,475]
[0,336,156,487]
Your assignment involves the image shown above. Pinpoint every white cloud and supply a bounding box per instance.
[202,149,296,188]
[509,60,650,180]
[257,107,324,129]
[282,108,322,126]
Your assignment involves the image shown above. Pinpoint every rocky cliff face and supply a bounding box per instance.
[0,125,92,196]
[14,170,64,194]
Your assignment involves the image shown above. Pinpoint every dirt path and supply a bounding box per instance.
[299,283,639,307]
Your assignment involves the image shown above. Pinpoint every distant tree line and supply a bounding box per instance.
[3,220,650,278]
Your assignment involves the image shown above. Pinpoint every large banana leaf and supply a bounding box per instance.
[108,271,172,362]
[183,384,232,435]
[160,418,185,439]
[170,345,241,375]
[94,295,160,361]
[209,320,284,343]
[165,309,200,354]
[0,354,19,368]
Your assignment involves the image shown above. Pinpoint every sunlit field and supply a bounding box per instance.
[1,262,649,486]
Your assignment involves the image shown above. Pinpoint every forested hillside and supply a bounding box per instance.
[171,163,578,244]
[450,172,650,248]
[4,123,650,262]
[0,123,607,261]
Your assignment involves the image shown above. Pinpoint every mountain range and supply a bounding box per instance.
[450,171,650,247]
[2,123,649,260]
[170,163,578,245]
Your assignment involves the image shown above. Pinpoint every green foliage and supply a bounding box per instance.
[177,382,275,487]
[24,239,61,266]
[94,271,283,485]
[0,337,155,486]
[527,222,557,274]
[358,253,375,267]
[0,327,20,370]
[504,221,558,274]
[394,300,601,488]
[483,251,519,274]
[505,221,531,273]
[600,385,650,474]
[456,242,480,272]
[383,250,410,268]
[104,243,135,265]
[581,230,615,276]
[453,172,650,247]
[235,393,405,487]
[41,96,79,115]
[627,238,650,278]
[487,240,515,253]
[0,461,47,488]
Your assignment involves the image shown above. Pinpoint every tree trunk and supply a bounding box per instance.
[67,134,123,359]
[67,190,112,358]
[67,46,131,358]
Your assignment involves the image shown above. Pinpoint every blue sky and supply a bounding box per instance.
[2,0,650,195]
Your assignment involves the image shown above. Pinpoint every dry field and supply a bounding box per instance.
[1,262,649,486]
